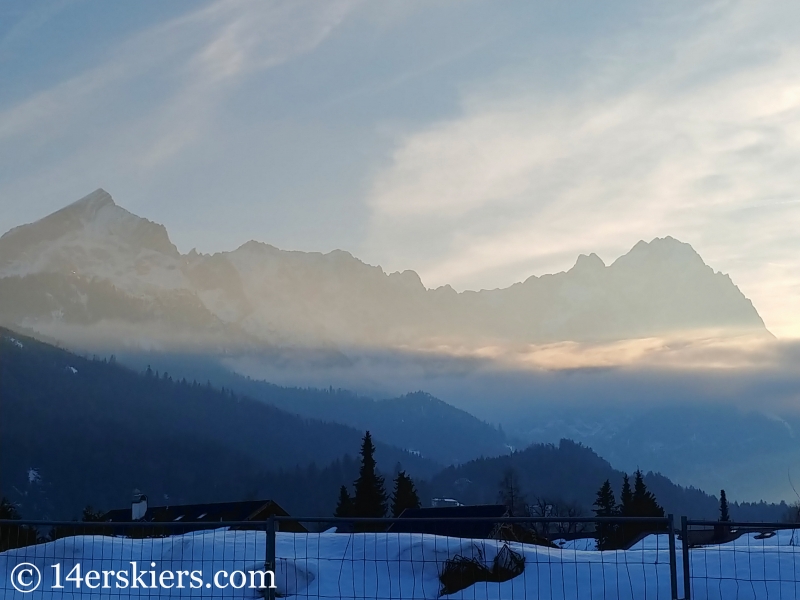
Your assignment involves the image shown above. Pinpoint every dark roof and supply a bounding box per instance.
[387,504,508,539]
[102,499,306,532]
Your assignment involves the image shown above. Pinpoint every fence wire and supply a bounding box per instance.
[0,516,678,599]
[683,520,800,600]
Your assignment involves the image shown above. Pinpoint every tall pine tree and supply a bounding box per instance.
[617,473,634,548]
[614,469,665,548]
[715,489,732,540]
[631,470,664,518]
[352,431,388,519]
[620,474,633,515]
[719,490,730,522]
[593,480,618,550]
[391,471,421,517]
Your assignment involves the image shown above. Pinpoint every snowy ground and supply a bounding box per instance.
[1,528,800,598]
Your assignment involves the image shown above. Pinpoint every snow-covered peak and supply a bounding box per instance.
[0,189,116,246]
[0,188,177,258]
[64,188,115,214]
[0,189,183,293]
[0,191,770,348]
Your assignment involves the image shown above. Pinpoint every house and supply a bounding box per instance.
[387,504,508,539]
[101,493,307,534]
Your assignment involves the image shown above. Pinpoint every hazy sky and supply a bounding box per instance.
[1,0,799,336]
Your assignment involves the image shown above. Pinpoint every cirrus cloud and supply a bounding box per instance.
[364,0,800,337]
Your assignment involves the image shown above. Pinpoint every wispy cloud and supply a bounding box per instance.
[2,0,798,338]
[364,0,800,337]
[0,0,359,209]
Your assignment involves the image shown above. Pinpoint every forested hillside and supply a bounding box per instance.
[428,440,788,520]
[116,351,513,465]
[2,328,787,523]
[0,328,436,519]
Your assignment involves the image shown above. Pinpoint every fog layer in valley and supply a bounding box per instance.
[2,190,798,504]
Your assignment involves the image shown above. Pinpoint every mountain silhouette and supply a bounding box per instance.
[0,189,769,353]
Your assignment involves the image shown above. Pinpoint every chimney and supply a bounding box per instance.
[132,490,148,521]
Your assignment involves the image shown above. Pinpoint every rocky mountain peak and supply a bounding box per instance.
[611,237,706,272]
[63,188,115,214]
[0,190,771,347]
[0,189,178,274]
[571,252,606,273]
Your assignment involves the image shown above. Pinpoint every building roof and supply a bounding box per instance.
[102,499,306,532]
[387,504,508,539]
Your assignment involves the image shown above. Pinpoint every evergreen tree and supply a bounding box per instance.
[631,470,664,518]
[334,485,353,518]
[593,480,618,550]
[352,431,388,519]
[612,469,665,548]
[616,473,634,547]
[391,471,421,517]
[620,474,633,515]
[719,490,730,522]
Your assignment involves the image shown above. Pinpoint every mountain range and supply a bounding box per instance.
[1,328,787,522]
[0,189,768,356]
[1,189,790,506]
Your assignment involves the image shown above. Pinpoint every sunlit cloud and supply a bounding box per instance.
[364,0,800,338]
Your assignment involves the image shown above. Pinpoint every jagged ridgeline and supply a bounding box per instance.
[0,190,786,520]
[0,189,769,355]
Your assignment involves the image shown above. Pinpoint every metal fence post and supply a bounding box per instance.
[265,516,276,600]
[681,516,691,600]
[667,514,679,599]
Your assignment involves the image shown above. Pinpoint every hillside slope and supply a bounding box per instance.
[113,351,513,465]
[0,328,436,519]
[428,439,787,520]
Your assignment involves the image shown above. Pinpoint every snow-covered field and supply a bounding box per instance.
[1,529,799,599]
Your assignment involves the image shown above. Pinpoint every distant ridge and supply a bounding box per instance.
[0,327,438,519]
[0,189,769,352]
[1,328,787,521]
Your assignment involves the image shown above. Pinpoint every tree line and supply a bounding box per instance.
[592,471,665,550]
[593,473,733,550]
[333,432,421,524]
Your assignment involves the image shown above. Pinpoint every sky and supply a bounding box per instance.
[1,0,799,337]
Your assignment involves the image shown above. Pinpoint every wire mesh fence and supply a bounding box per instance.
[681,519,800,600]
[271,516,678,600]
[0,519,275,598]
[0,516,680,599]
